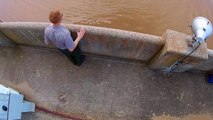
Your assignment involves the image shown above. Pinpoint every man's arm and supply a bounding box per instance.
[44,30,50,45]
[67,28,85,52]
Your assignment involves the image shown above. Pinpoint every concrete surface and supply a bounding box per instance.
[0,45,213,120]
[149,29,208,72]
[0,22,164,61]
[1,22,213,72]
[193,49,213,71]
[22,111,62,120]
[0,31,16,47]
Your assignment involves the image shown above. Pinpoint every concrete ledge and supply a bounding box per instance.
[149,29,208,72]
[193,49,213,71]
[1,22,213,72]
[0,22,164,62]
[0,31,16,48]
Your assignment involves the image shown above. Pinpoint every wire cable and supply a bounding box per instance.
[166,42,201,73]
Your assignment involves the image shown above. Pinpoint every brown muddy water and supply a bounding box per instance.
[0,0,213,49]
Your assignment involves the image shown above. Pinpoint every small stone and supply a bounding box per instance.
[152,113,156,116]
[115,110,126,117]
[58,94,67,103]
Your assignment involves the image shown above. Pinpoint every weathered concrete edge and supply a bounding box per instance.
[208,49,213,57]
[0,22,164,62]
[192,49,213,71]
[0,22,162,40]
[0,31,16,47]
[0,21,16,48]
[1,22,213,72]
[149,29,210,72]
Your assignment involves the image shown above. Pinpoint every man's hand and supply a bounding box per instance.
[77,28,86,40]
[68,28,86,52]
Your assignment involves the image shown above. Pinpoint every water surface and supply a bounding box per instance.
[0,0,213,48]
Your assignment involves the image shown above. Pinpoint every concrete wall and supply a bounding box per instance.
[0,22,213,72]
[0,30,16,47]
[193,49,213,71]
[149,29,209,72]
[0,22,164,62]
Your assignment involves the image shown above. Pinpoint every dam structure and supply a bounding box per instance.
[0,22,213,120]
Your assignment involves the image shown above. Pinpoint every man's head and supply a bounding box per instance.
[49,9,63,24]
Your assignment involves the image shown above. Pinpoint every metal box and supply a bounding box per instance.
[0,84,35,120]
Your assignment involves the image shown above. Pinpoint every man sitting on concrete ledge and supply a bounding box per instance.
[44,9,85,66]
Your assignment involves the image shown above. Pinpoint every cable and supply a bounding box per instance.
[166,42,201,73]
[36,105,89,120]
[179,42,201,62]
